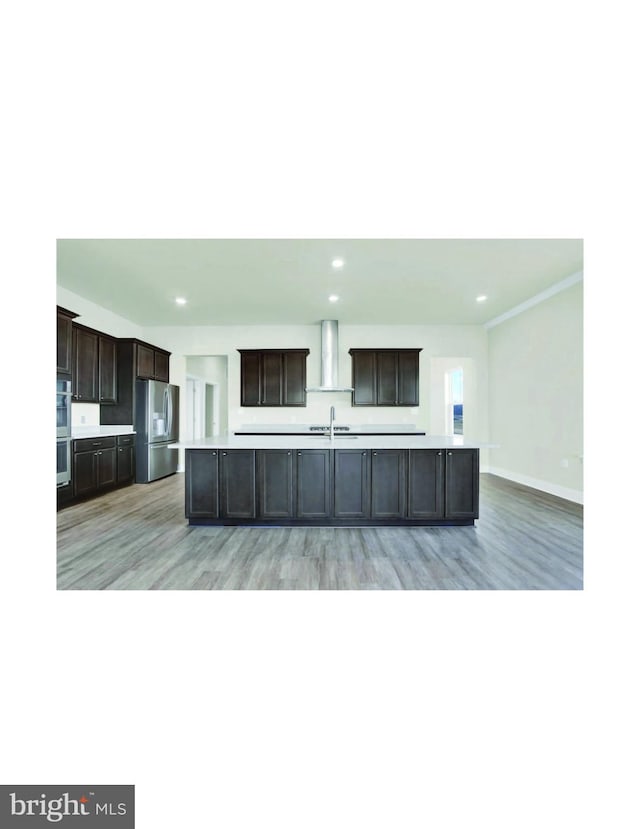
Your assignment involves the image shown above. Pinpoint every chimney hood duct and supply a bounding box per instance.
[305,320,354,393]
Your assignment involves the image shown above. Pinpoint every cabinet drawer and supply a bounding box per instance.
[117,434,135,446]
[73,436,117,452]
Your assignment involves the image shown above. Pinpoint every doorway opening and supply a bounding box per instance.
[446,367,464,436]
[185,356,228,440]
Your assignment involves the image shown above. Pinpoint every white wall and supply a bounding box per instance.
[57,287,492,470]
[146,323,489,429]
[487,281,583,502]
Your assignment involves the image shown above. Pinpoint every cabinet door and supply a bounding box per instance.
[116,445,135,484]
[376,352,398,405]
[398,351,419,406]
[73,451,97,498]
[351,351,376,406]
[283,351,307,406]
[257,450,295,518]
[185,450,219,518]
[371,450,407,519]
[220,450,256,518]
[444,449,479,519]
[261,352,283,405]
[136,344,155,379]
[57,312,73,375]
[296,450,331,519]
[97,448,117,489]
[334,449,370,519]
[98,336,117,404]
[154,350,170,383]
[407,450,444,519]
[73,327,99,401]
[240,352,261,406]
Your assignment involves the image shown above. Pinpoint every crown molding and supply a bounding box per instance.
[484,270,583,329]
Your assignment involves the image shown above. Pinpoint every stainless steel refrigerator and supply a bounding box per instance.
[135,379,180,483]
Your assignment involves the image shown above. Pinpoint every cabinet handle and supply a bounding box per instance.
[448,452,452,456]
[437,451,442,456]
[212,452,217,456]
[298,453,302,456]
[222,452,227,456]
[373,452,377,456]
[287,451,291,455]
[362,452,366,455]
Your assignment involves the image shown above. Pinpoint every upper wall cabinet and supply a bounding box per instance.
[239,349,309,407]
[135,342,170,383]
[72,324,117,404]
[57,306,78,375]
[349,349,422,407]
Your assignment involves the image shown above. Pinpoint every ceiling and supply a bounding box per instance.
[56,239,583,326]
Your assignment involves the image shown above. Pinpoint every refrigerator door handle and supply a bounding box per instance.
[167,388,172,436]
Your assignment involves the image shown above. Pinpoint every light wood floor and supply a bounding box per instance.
[56,473,583,590]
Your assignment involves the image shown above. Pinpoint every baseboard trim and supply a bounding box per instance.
[486,466,583,504]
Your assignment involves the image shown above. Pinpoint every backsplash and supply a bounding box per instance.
[71,402,101,427]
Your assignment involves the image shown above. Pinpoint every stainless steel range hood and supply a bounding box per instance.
[305,319,354,393]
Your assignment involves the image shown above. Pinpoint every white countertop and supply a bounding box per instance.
[72,425,136,439]
[170,435,493,450]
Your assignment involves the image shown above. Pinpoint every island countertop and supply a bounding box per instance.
[170,434,494,450]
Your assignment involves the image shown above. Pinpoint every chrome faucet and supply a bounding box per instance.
[329,405,336,439]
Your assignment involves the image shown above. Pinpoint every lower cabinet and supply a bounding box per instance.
[184,447,479,525]
[257,450,295,519]
[220,450,256,519]
[185,450,219,518]
[73,437,117,499]
[407,449,445,519]
[116,434,136,484]
[70,435,135,504]
[334,449,371,519]
[295,449,331,519]
[444,448,479,519]
[371,449,407,519]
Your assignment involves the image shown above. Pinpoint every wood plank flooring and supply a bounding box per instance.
[56,473,583,590]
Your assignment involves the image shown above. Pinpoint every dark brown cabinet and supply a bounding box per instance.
[407,449,445,519]
[136,343,170,382]
[72,436,117,498]
[334,449,371,519]
[257,450,295,519]
[100,339,172,426]
[72,325,117,403]
[185,450,219,519]
[57,307,77,375]
[239,349,309,407]
[371,449,407,519]
[183,447,479,526]
[72,326,98,401]
[116,434,136,484]
[444,448,479,519]
[219,450,256,519]
[349,349,421,406]
[295,449,331,519]
[98,335,117,404]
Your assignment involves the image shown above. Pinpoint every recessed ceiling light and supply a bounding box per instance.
[331,258,344,269]
[328,294,339,302]
[476,295,487,302]
[175,297,187,305]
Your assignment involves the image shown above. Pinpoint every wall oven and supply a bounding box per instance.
[57,377,72,487]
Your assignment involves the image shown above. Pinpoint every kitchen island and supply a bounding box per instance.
[170,434,482,527]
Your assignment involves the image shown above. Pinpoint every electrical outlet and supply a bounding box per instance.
[80,415,86,424]
[561,458,569,468]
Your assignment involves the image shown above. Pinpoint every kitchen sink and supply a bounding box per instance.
[308,434,358,439]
